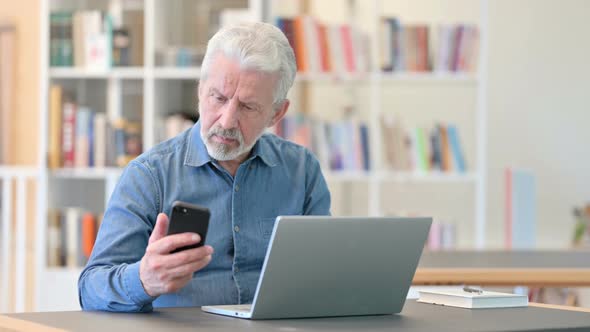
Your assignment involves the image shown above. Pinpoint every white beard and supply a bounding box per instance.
[201,125,262,161]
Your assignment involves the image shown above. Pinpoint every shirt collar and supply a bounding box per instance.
[184,121,278,168]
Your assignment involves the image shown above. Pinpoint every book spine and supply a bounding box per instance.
[74,107,90,168]
[48,85,63,169]
[447,125,466,172]
[82,212,97,259]
[359,123,370,171]
[65,208,79,268]
[505,168,512,249]
[47,210,62,267]
[340,25,356,73]
[93,113,106,168]
[62,102,77,167]
[293,16,308,72]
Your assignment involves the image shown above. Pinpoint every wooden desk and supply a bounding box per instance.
[414,250,590,286]
[1,301,589,332]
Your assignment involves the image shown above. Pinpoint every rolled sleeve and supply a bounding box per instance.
[123,261,157,305]
[78,160,161,312]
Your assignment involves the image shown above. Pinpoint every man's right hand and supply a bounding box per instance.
[139,213,214,297]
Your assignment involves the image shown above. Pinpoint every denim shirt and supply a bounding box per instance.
[78,121,331,312]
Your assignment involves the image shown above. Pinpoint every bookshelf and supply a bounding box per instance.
[34,0,266,312]
[270,0,488,248]
[27,0,488,312]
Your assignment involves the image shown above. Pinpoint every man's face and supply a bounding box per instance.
[198,53,284,161]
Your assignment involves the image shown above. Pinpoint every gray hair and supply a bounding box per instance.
[200,22,297,107]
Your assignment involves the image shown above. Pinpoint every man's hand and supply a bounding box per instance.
[139,213,214,297]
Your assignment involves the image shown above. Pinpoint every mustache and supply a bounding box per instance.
[208,126,242,141]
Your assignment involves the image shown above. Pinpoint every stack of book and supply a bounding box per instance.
[48,85,142,169]
[47,209,102,268]
[275,16,371,74]
[273,113,370,172]
[426,220,456,250]
[379,18,479,73]
[381,114,467,173]
[50,9,143,68]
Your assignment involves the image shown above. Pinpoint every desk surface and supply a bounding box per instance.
[418,250,590,268]
[415,250,590,286]
[2,301,590,332]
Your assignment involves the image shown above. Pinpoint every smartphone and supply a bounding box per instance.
[166,201,210,253]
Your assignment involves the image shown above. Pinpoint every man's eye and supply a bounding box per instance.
[242,105,256,112]
[214,95,225,102]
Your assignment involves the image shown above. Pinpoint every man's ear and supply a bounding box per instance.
[268,99,290,128]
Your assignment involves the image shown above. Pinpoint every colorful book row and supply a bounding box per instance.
[47,208,102,268]
[48,85,142,169]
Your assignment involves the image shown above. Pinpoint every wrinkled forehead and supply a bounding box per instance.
[206,55,278,103]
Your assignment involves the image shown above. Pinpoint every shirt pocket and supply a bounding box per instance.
[259,217,278,241]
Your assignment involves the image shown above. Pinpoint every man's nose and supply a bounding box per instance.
[218,99,239,129]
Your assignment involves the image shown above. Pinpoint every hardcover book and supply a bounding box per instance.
[418,289,528,309]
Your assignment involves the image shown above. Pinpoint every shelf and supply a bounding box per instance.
[324,171,371,182]
[376,171,478,183]
[0,166,39,177]
[48,68,476,83]
[49,67,145,79]
[44,267,84,275]
[50,168,124,179]
[294,72,477,83]
[378,72,478,83]
[324,170,478,183]
[153,67,202,80]
[295,72,370,82]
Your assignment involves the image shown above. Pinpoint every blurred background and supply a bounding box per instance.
[0,0,589,313]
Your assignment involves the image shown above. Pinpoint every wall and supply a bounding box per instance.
[486,0,590,248]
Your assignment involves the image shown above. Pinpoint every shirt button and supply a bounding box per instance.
[235,185,239,192]
[235,267,239,273]
[234,226,240,232]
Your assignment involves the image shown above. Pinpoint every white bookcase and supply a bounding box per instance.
[36,0,265,312]
[29,0,488,312]
[271,0,488,248]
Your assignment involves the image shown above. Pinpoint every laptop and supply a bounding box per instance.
[201,216,432,319]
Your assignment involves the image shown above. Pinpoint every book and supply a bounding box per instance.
[418,289,528,309]
[47,210,62,267]
[47,208,101,267]
[447,124,466,172]
[49,12,73,66]
[82,212,97,260]
[48,85,63,168]
[62,101,77,167]
[123,9,144,66]
[505,168,536,249]
[112,28,130,66]
[65,208,81,268]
